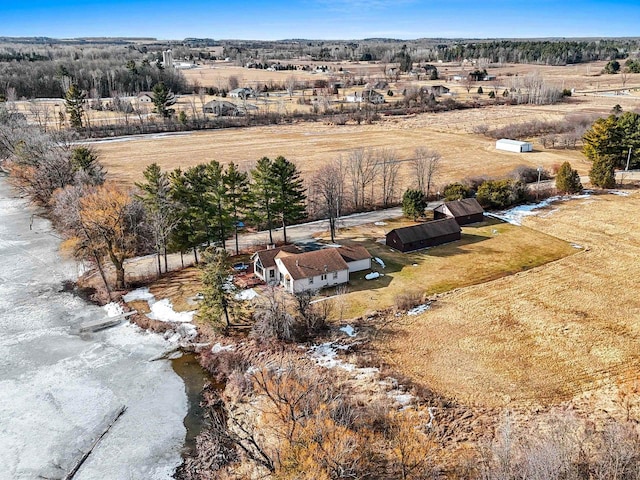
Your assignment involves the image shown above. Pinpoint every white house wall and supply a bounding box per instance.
[346,259,371,273]
[293,269,349,293]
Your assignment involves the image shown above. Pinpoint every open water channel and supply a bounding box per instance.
[0,176,190,479]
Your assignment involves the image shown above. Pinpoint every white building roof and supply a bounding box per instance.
[496,139,532,146]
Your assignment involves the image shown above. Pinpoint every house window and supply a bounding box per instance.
[309,276,314,284]
[321,274,327,281]
[333,272,338,279]
[256,265,263,276]
[269,269,275,278]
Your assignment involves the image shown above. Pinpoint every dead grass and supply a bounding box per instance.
[94,106,594,188]
[320,217,575,319]
[374,190,640,409]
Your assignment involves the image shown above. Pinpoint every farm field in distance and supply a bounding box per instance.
[94,59,640,189]
[94,103,599,188]
[375,190,640,412]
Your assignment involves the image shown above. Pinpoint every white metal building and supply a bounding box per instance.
[496,139,533,153]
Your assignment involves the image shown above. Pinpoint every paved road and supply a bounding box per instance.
[123,171,640,282]
[124,205,416,282]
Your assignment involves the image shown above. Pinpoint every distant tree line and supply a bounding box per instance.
[0,43,187,98]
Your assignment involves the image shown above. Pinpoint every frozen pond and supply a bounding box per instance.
[0,178,187,480]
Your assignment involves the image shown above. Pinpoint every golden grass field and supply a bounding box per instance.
[93,60,640,190]
[92,100,609,191]
[375,189,640,409]
[315,217,577,320]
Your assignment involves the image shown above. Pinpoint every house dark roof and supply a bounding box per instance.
[277,248,348,281]
[435,198,484,218]
[336,245,371,263]
[252,245,300,269]
[389,218,461,244]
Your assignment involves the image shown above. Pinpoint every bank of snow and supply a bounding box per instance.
[491,192,592,226]
[123,287,197,344]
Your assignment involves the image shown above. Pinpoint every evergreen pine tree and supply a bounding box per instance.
[151,81,176,117]
[65,84,86,130]
[198,247,235,332]
[402,189,427,220]
[271,156,306,244]
[223,162,250,255]
[250,157,277,244]
[555,161,583,194]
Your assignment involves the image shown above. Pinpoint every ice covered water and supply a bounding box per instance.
[0,178,187,480]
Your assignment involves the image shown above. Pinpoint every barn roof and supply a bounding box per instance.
[336,245,372,263]
[277,248,348,281]
[252,245,300,269]
[388,218,461,244]
[435,198,484,218]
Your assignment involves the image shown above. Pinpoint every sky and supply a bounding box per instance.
[1,0,639,40]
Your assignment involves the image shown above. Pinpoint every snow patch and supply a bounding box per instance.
[123,287,155,302]
[374,257,386,268]
[571,243,583,249]
[392,393,414,405]
[211,342,236,354]
[407,304,431,316]
[148,299,195,323]
[492,192,592,226]
[235,288,259,301]
[103,302,125,317]
[609,190,630,197]
[340,325,357,337]
[374,221,387,226]
[365,272,381,280]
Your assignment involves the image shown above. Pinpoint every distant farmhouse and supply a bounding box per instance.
[386,218,461,253]
[427,85,450,96]
[496,139,533,153]
[252,244,371,293]
[229,87,255,99]
[346,89,385,104]
[202,100,241,116]
[434,198,485,225]
[136,92,154,103]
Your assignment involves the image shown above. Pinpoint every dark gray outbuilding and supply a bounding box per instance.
[386,218,462,253]
[433,198,485,225]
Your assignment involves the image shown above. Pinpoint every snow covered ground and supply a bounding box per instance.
[0,180,187,480]
[124,287,197,343]
[491,192,592,226]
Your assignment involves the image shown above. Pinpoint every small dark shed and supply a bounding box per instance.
[386,218,461,253]
[433,198,484,225]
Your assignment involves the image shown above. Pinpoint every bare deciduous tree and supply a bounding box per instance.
[346,148,378,210]
[377,148,401,207]
[284,75,297,98]
[311,161,345,242]
[413,147,442,200]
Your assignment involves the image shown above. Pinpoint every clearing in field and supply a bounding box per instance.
[375,190,640,408]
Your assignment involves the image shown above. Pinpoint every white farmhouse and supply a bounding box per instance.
[496,139,533,153]
[252,245,301,285]
[251,244,372,293]
[275,248,350,294]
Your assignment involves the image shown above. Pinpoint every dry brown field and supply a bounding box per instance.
[375,189,640,410]
[94,95,640,188]
[317,217,577,320]
[86,61,640,189]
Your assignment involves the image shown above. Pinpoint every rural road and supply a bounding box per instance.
[124,205,410,281]
[124,170,640,282]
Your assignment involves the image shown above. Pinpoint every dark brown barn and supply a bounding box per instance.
[433,198,484,225]
[386,218,461,253]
